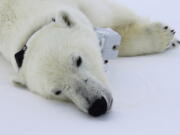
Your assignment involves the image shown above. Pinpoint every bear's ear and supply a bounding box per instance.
[55,11,74,28]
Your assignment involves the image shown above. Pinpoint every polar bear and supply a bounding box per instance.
[0,0,178,117]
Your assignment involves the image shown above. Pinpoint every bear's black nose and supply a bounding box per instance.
[88,97,107,117]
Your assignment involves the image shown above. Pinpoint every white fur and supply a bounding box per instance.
[0,0,176,113]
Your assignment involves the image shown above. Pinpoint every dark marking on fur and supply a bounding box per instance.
[172,43,176,47]
[84,79,88,84]
[112,45,117,50]
[62,14,73,27]
[76,56,82,67]
[52,18,56,22]
[15,45,27,68]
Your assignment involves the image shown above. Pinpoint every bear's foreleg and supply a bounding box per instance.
[113,21,179,56]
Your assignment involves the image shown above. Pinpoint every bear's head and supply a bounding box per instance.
[13,9,113,117]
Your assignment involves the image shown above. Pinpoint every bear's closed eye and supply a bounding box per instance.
[53,90,62,95]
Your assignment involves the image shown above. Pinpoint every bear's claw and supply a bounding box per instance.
[161,24,179,49]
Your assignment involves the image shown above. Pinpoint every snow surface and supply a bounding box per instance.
[0,0,180,135]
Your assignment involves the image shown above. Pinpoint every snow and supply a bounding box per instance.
[0,0,180,135]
